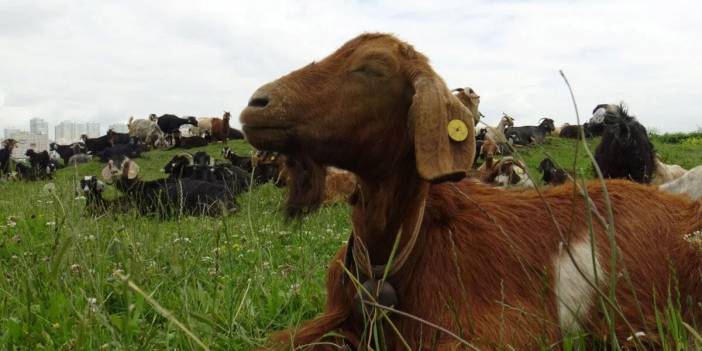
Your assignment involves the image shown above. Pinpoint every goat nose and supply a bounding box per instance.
[247,95,270,108]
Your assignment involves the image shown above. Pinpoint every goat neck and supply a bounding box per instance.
[351,158,429,266]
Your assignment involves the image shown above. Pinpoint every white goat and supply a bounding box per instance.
[128,116,165,147]
[197,117,214,134]
[485,113,514,145]
[659,165,702,201]
[651,157,687,186]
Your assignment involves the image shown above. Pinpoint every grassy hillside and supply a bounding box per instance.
[0,136,699,350]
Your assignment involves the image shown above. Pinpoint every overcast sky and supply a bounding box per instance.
[1,0,701,139]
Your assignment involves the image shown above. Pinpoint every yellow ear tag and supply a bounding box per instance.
[447,119,468,142]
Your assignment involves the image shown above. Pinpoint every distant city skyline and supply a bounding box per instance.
[2,118,102,142]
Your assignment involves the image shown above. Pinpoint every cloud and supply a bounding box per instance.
[1,0,700,139]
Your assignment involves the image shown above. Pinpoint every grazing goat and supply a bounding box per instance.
[0,139,18,175]
[659,165,702,201]
[538,158,569,185]
[240,33,702,350]
[451,87,481,125]
[128,116,166,148]
[210,112,231,142]
[102,159,235,217]
[651,157,687,186]
[157,114,198,135]
[505,118,556,145]
[50,142,85,165]
[594,104,656,183]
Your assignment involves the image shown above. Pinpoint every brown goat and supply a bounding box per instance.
[210,111,231,142]
[240,33,702,350]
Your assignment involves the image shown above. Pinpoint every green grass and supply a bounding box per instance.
[0,135,699,350]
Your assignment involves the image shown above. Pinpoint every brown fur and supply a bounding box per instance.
[240,33,702,349]
[210,111,231,142]
[322,168,358,205]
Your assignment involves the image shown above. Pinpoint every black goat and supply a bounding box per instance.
[163,154,195,179]
[586,104,611,137]
[594,104,656,183]
[108,130,132,145]
[80,176,131,216]
[98,140,145,163]
[171,131,211,149]
[221,147,252,171]
[228,127,245,140]
[15,153,55,181]
[15,162,39,181]
[157,114,198,135]
[50,142,85,165]
[25,149,56,179]
[474,128,488,166]
[559,124,593,139]
[538,158,568,185]
[81,134,113,154]
[504,118,556,145]
[0,139,18,175]
[191,151,251,195]
[105,159,236,217]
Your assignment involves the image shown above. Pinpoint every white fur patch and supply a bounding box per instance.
[554,236,603,332]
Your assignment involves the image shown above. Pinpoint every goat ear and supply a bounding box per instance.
[409,74,476,183]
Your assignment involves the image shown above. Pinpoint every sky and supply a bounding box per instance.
[1,0,701,140]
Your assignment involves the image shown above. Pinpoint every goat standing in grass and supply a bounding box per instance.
[241,33,702,350]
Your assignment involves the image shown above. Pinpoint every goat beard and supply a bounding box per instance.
[284,154,327,219]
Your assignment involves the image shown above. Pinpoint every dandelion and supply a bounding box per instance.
[87,297,99,313]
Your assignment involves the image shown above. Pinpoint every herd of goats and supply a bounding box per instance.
[0,101,700,218]
[2,32,702,349]
[0,112,358,217]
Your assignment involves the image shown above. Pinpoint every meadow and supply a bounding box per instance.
[0,133,701,350]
